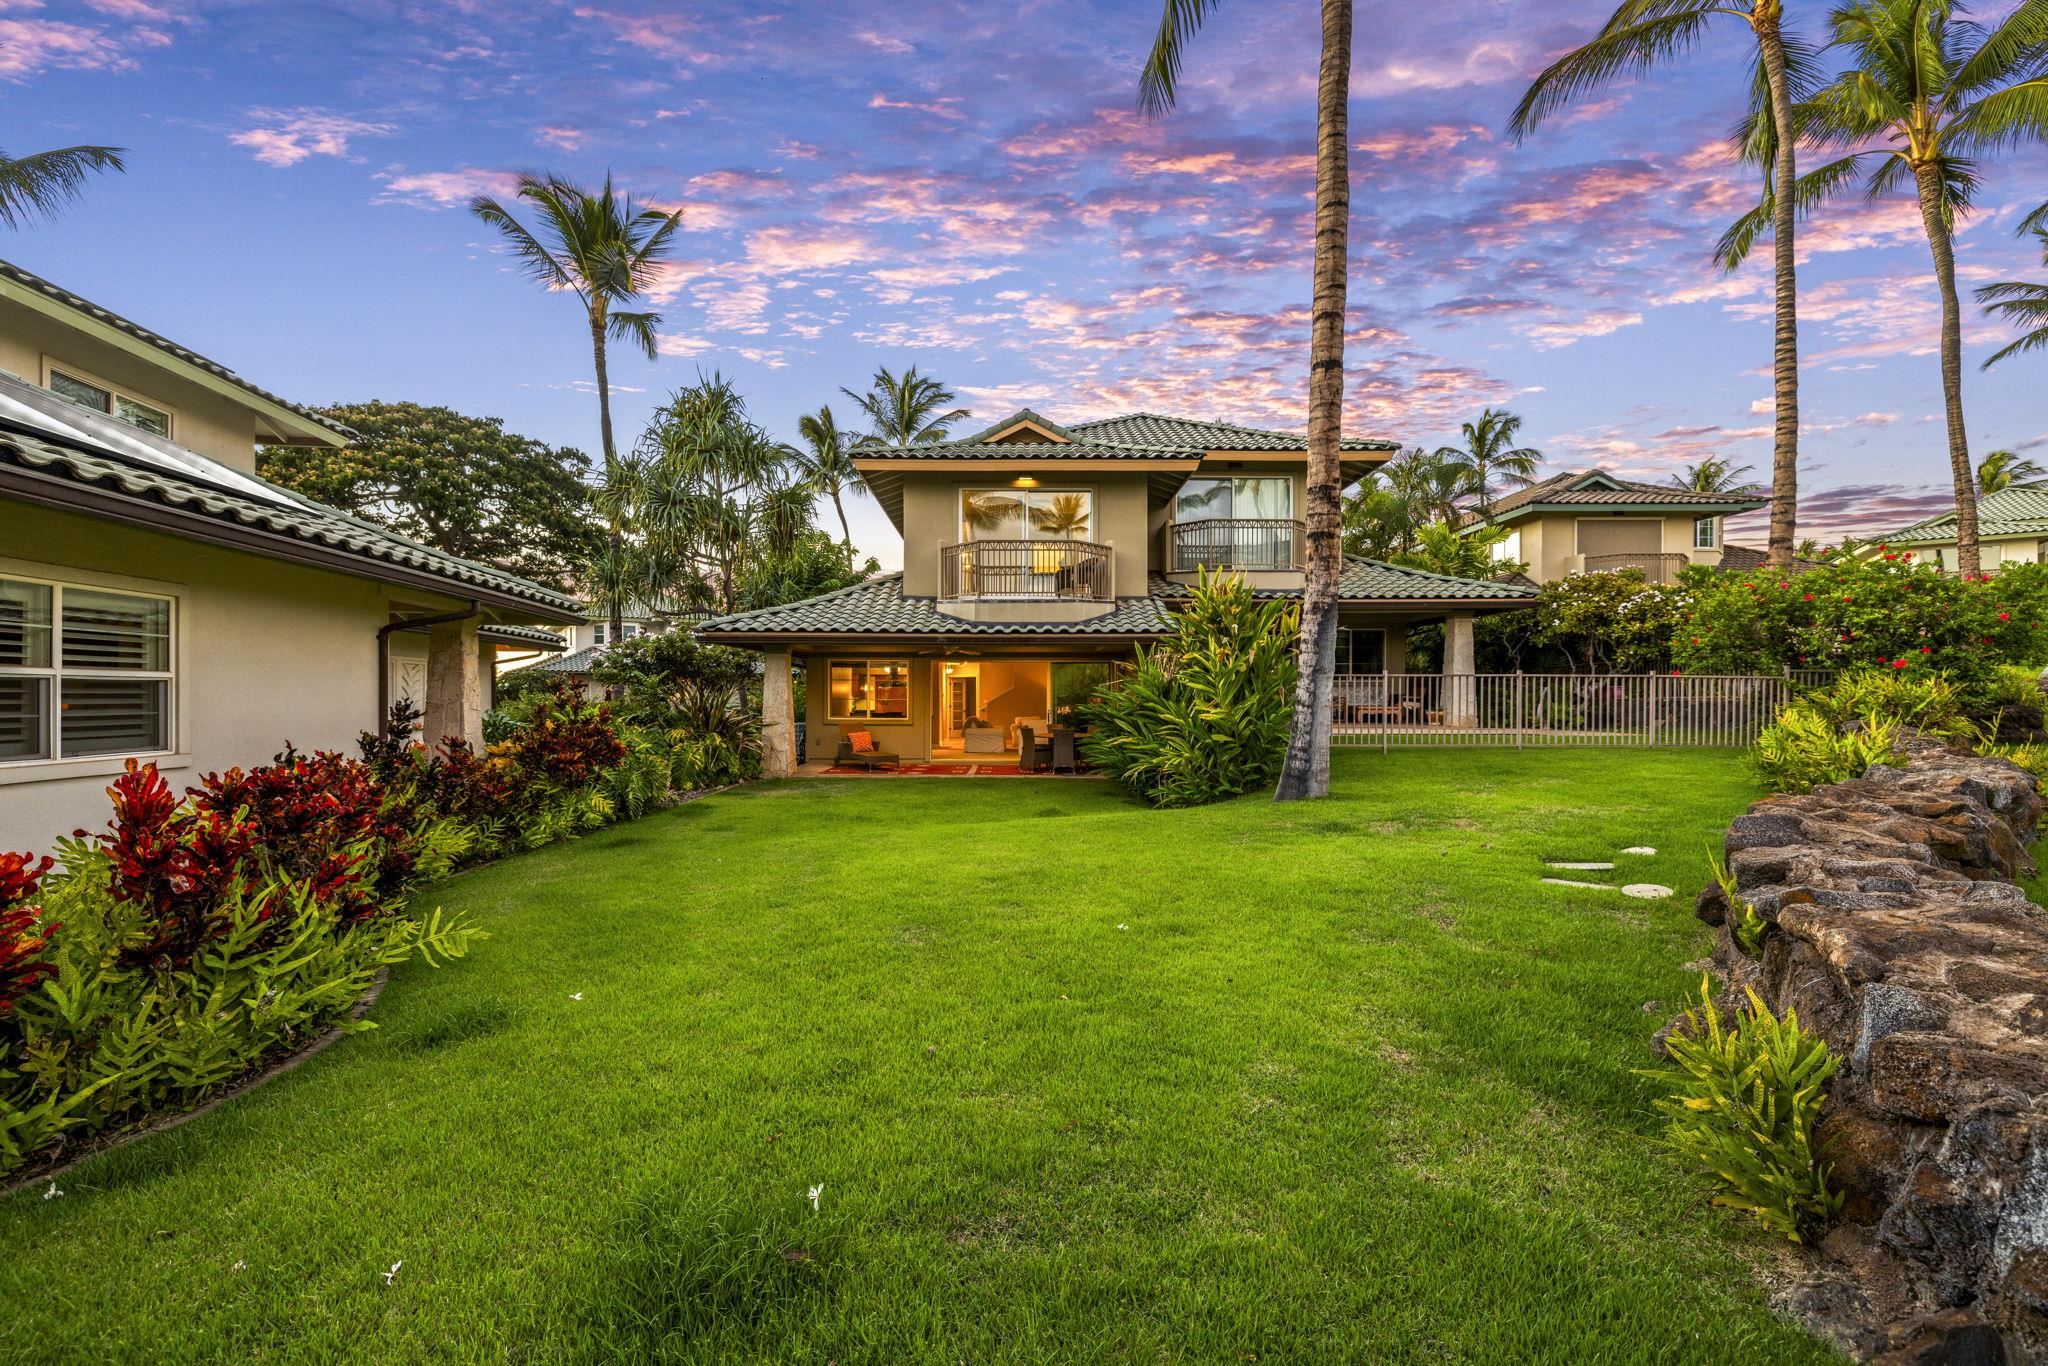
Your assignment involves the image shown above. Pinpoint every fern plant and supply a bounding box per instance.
[1648,977,1843,1243]
[1707,852,1770,959]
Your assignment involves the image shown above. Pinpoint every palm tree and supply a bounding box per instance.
[1434,408,1542,517]
[840,365,971,447]
[791,405,866,545]
[1978,448,2048,494]
[1724,0,2048,574]
[1977,225,2048,368]
[0,144,126,229]
[1674,455,1758,492]
[1143,0,1353,802]
[470,173,683,635]
[1512,0,1810,569]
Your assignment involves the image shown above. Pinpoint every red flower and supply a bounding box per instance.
[1670,669,1682,676]
[1803,593,1814,601]
[1920,646,1932,653]
[2000,612,2012,621]
[1892,659,1909,669]
[1778,582,1790,589]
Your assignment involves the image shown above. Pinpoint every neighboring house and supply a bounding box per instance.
[1878,488,2048,571]
[1716,544,1825,574]
[503,600,674,698]
[695,408,1538,772]
[0,259,581,847]
[1462,470,1770,585]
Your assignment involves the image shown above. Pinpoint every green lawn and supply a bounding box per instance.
[2,750,1832,1363]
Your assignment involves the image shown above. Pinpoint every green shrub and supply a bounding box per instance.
[1648,977,1843,1243]
[1801,669,1969,741]
[1673,547,2048,695]
[1753,702,1899,791]
[1081,571,1298,808]
[1990,663,2045,710]
[1708,853,1770,959]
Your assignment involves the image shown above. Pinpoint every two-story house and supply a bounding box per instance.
[1875,488,2048,572]
[0,258,579,847]
[1464,470,1770,585]
[696,409,1538,772]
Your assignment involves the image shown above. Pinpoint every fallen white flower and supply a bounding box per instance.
[383,1260,403,1286]
[42,1182,61,1201]
[568,992,583,1002]
[808,1183,825,1211]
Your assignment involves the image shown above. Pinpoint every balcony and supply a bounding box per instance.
[1582,552,1691,584]
[940,539,1112,602]
[1169,518,1304,573]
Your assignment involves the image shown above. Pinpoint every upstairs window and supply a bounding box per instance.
[1,576,174,763]
[1693,516,1718,549]
[1174,477,1294,522]
[960,489,1093,542]
[48,368,172,438]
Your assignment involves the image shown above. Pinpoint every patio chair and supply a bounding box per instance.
[1050,728,1079,774]
[1018,726,1041,773]
[834,730,901,771]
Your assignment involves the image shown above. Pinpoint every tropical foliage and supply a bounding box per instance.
[258,401,602,587]
[1649,978,1844,1242]
[1433,407,1541,518]
[1140,0,1355,803]
[1978,447,2048,494]
[1723,0,2048,575]
[1082,572,1300,808]
[839,365,971,447]
[0,143,125,229]
[1513,0,1809,568]
[1674,456,1758,493]
[1978,226,2048,369]
[589,632,765,793]
[791,405,867,543]
[470,173,682,633]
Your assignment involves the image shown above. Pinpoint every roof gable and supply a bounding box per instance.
[968,409,1074,444]
[1474,468,1769,524]
[0,258,352,447]
[1885,487,2048,542]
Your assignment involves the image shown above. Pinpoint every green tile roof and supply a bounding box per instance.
[696,574,1180,638]
[1884,487,2048,542]
[696,558,1533,641]
[479,623,569,649]
[1069,412,1400,453]
[855,439,1200,462]
[1149,557,1538,602]
[0,421,583,618]
[1468,469,1768,526]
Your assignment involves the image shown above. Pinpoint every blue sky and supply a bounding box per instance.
[7,0,2047,567]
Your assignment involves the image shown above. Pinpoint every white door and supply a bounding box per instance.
[389,658,427,730]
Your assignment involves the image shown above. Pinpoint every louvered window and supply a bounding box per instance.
[0,577,173,763]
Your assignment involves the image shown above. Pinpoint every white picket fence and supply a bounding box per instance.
[1333,671,1819,749]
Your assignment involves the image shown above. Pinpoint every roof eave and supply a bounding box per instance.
[0,459,583,623]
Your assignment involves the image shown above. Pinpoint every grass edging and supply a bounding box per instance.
[0,966,391,1200]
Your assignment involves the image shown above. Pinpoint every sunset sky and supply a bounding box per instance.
[7,0,2047,566]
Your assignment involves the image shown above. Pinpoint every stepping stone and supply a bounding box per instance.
[1621,883,1674,899]
[1541,877,1616,891]
[1546,861,1615,871]
[1622,846,1657,856]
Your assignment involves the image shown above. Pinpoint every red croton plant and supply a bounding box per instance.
[0,850,58,1014]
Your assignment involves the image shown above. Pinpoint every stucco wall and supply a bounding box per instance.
[0,298,266,473]
[802,651,936,761]
[1522,511,1723,583]
[899,473,1153,600]
[0,499,468,849]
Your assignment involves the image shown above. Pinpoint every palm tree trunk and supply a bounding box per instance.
[832,488,852,547]
[1914,161,1979,576]
[1756,18,1801,568]
[590,308,626,638]
[1275,0,1352,804]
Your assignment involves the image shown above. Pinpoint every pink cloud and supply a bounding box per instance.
[374,166,523,208]
[0,17,138,77]
[868,92,964,120]
[229,108,395,167]
[535,125,585,152]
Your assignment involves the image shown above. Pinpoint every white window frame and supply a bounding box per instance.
[826,658,911,722]
[0,572,177,767]
[1693,515,1718,550]
[40,357,176,440]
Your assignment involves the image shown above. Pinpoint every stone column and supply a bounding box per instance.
[1444,612,1478,729]
[761,649,795,778]
[423,617,484,752]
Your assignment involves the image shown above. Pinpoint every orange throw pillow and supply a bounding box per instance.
[848,731,876,753]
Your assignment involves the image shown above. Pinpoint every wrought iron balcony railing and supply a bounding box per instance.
[940,539,1112,601]
[1169,517,1304,572]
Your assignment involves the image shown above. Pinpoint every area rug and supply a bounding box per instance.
[820,763,1052,777]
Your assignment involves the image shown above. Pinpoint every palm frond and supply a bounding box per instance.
[1715,153,1874,269]
[1509,3,1722,141]
[1950,0,2048,94]
[1139,0,1226,115]
[607,310,662,361]
[0,145,126,229]
[469,190,577,294]
[1949,76,2048,154]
